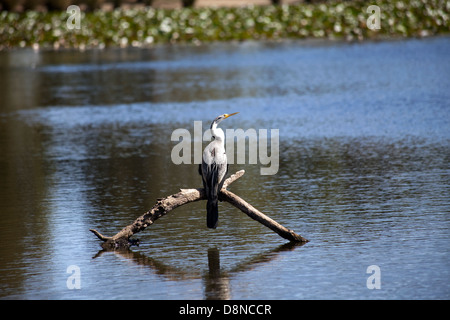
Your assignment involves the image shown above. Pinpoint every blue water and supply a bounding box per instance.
[0,37,449,299]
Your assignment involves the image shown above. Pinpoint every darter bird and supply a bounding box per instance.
[199,112,238,229]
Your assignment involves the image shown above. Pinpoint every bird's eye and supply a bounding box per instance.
[212,135,215,139]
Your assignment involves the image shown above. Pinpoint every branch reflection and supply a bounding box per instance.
[93,241,305,300]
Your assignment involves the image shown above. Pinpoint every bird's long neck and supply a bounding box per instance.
[210,121,225,143]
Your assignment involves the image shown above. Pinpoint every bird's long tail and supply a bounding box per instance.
[206,198,219,229]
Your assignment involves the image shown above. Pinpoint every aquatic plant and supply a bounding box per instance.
[0,0,448,50]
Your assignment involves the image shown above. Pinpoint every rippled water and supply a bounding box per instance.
[0,37,449,299]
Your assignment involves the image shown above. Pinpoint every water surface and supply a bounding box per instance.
[0,37,449,299]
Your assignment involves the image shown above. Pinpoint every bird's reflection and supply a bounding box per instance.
[93,241,305,300]
[204,248,230,300]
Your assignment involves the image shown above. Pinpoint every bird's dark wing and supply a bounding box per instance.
[201,161,221,228]
[201,161,219,199]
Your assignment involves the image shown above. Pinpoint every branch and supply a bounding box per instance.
[90,229,112,241]
[222,169,245,189]
[90,170,308,249]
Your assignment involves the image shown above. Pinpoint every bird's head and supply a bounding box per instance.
[211,112,239,128]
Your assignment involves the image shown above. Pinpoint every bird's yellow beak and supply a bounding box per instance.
[224,112,239,119]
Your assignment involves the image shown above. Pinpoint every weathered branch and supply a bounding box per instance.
[90,170,308,249]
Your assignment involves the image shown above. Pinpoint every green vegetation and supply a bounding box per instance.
[0,0,448,50]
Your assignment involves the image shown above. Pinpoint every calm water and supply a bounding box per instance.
[0,37,449,300]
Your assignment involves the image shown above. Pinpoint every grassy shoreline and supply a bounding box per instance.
[1,0,448,50]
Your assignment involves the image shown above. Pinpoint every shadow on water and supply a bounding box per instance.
[92,242,304,300]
